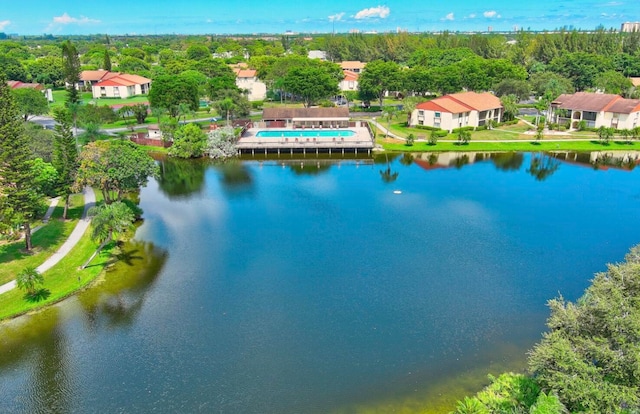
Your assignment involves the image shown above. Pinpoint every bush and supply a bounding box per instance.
[452,126,474,133]
[251,100,263,110]
[406,133,415,146]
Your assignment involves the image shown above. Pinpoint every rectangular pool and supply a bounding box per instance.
[256,130,356,138]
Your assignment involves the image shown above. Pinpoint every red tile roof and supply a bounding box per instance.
[553,92,621,112]
[6,81,44,90]
[235,69,257,78]
[342,70,359,82]
[94,73,151,87]
[448,92,502,111]
[416,92,501,114]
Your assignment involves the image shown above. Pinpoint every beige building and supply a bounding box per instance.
[339,70,359,92]
[621,22,640,32]
[552,92,640,130]
[92,73,151,99]
[234,69,267,101]
[339,61,366,73]
[410,92,502,132]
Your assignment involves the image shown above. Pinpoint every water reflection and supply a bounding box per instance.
[527,153,560,181]
[77,239,167,330]
[490,152,524,172]
[157,157,207,199]
[213,160,255,196]
[379,153,399,183]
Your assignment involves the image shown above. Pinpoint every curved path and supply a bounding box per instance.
[0,187,95,295]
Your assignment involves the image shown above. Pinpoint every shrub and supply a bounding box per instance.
[251,100,263,110]
[406,133,415,146]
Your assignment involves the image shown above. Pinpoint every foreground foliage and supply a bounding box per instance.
[454,244,640,413]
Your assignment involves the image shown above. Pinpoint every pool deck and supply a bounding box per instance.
[238,127,375,155]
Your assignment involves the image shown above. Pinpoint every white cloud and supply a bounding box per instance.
[483,10,501,18]
[0,20,10,31]
[442,12,455,21]
[52,12,100,25]
[468,13,477,19]
[329,12,345,22]
[354,6,390,20]
[206,18,213,23]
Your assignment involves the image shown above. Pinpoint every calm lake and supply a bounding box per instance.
[1,151,639,413]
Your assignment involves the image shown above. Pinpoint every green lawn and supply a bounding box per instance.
[0,194,84,285]
[0,226,114,320]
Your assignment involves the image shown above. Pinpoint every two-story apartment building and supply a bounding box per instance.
[410,92,503,132]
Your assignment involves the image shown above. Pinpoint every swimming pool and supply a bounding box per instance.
[256,130,356,138]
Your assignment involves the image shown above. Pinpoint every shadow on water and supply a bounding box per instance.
[213,159,255,196]
[157,156,207,199]
[76,239,168,330]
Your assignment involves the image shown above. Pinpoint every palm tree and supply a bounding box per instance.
[177,102,194,124]
[597,126,613,144]
[16,267,44,296]
[81,201,135,269]
[382,106,397,138]
[457,129,471,145]
[214,98,237,126]
[619,128,632,144]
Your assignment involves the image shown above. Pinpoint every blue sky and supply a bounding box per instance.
[0,0,638,35]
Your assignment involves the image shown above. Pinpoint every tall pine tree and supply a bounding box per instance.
[103,49,112,71]
[53,108,79,219]
[62,40,81,106]
[0,74,42,250]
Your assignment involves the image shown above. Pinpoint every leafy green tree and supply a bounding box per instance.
[0,54,28,82]
[186,44,211,61]
[75,140,159,204]
[29,158,58,197]
[283,66,339,107]
[61,41,81,105]
[358,60,402,107]
[81,201,135,269]
[149,74,199,118]
[24,121,54,162]
[27,56,65,86]
[11,88,49,121]
[494,79,530,101]
[16,267,44,296]
[168,123,207,158]
[594,70,633,95]
[131,103,149,124]
[500,94,519,122]
[0,74,42,250]
[117,56,150,74]
[52,108,79,219]
[529,245,640,412]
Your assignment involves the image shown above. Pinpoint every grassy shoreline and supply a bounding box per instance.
[0,190,113,321]
[379,139,640,153]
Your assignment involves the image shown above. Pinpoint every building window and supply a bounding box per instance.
[435,112,441,118]
[100,87,106,97]
[114,88,120,97]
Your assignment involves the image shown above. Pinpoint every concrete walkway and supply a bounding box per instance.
[0,187,95,295]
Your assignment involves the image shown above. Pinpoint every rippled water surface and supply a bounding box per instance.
[1,152,639,413]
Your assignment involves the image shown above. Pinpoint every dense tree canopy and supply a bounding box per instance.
[0,74,42,250]
[11,87,49,121]
[149,74,199,118]
[75,140,158,204]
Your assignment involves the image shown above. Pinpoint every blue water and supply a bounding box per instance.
[1,152,639,413]
[256,129,356,138]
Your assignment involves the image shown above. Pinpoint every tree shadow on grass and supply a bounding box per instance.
[590,140,610,146]
[613,140,635,146]
[530,141,542,146]
[84,247,144,269]
[24,288,51,303]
